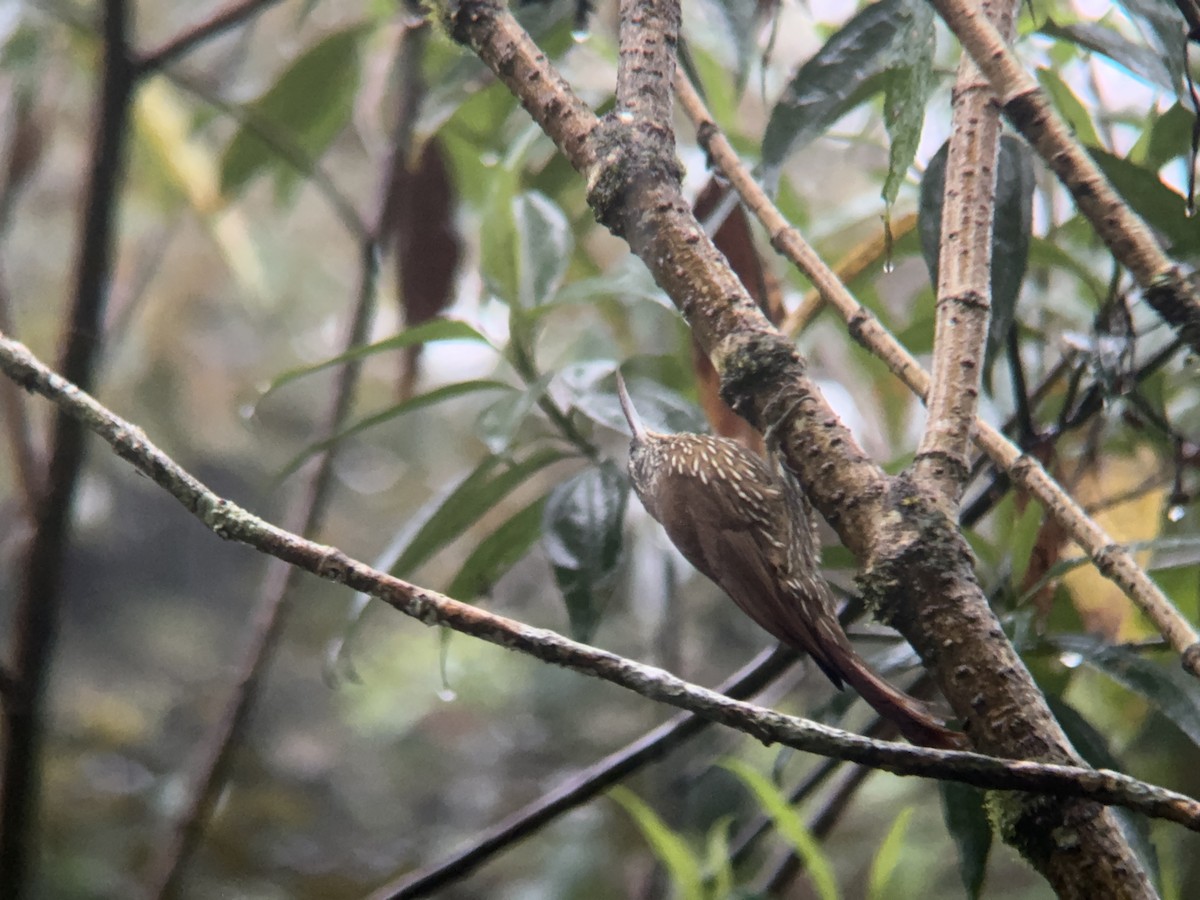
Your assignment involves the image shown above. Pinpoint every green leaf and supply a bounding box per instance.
[481,189,573,306]
[1137,102,1197,169]
[446,495,548,600]
[476,372,555,454]
[276,380,512,480]
[1038,19,1175,91]
[542,462,628,641]
[762,0,933,186]
[880,13,936,209]
[260,318,493,399]
[391,447,569,579]
[1116,0,1186,91]
[610,786,705,900]
[1091,148,1200,255]
[1036,68,1101,148]
[721,758,841,900]
[917,136,1034,387]
[220,26,365,197]
[867,807,914,900]
[574,371,708,437]
[703,816,737,900]
[1047,634,1200,748]
[938,781,991,899]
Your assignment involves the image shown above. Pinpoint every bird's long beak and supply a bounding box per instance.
[614,371,648,441]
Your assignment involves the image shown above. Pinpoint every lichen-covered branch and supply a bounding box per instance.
[1,329,1199,838]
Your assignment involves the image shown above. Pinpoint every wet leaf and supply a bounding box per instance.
[542,462,628,641]
[762,0,933,186]
[220,26,365,197]
[938,781,991,899]
[391,447,569,579]
[1048,634,1200,748]
[446,495,548,600]
[261,319,493,399]
[918,136,1034,388]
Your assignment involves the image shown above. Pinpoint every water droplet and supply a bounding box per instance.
[238,403,257,421]
[571,27,590,44]
[437,688,457,703]
[480,151,499,168]
[882,257,895,274]
[615,109,635,125]
[1168,504,1187,523]
[1059,651,1084,669]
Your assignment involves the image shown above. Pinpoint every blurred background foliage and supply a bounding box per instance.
[1,0,1200,897]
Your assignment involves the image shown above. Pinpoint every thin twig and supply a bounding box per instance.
[135,0,288,74]
[144,21,429,898]
[928,0,1200,356]
[674,70,1200,673]
[0,2,134,895]
[369,647,798,899]
[2,332,1199,834]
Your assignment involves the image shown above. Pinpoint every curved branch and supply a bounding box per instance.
[1,331,1199,837]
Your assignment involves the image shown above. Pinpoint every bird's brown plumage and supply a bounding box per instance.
[618,379,960,749]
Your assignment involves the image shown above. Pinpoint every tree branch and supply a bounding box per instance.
[2,331,1199,836]
[928,0,1200,357]
[674,71,1200,675]
[368,647,797,899]
[913,0,1017,502]
[135,0,289,75]
[0,3,134,895]
[447,2,1167,892]
[145,21,428,897]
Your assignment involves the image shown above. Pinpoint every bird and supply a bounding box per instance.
[615,372,961,749]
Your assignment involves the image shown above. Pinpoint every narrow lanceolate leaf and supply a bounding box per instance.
[542,462,629,642]
[1048,634,1200,749]
[276,380,512,480]
[1039,19,1175,92]
[722,758,841,900]
[480,188,573,307]
[610,787,705,900]
[1116,0,1187,92]
[868,807,914,900]
[762,0,934,186]
[446,495,548,600]
[220,26,365,197]
[917,136,1034,388]
[938,781,991,899]
[391,447,569,579]
[880,17,936,210]
[1091,148,1200,255]
[260,318,493,400]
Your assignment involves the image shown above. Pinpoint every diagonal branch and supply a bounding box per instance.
[135,0,288,75]
[1,330,1199,835]
[928,0,1200,356]
[145,20,430,897]
[368,647,797,899]
[674,71,1200,675]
